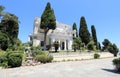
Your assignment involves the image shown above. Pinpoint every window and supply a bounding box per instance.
[41,41,44,46]
[34,36,37,39]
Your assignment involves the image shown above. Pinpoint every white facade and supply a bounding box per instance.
[30,17,75,50]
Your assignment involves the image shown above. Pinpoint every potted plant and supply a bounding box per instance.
[53,41,59,52]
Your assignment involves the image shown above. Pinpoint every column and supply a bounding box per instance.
[64,40,66,50]
[51,38,55,45]
[68,41,70,50]
[51,38,55,51]
[69,40,72,50]
[58,40,61,50]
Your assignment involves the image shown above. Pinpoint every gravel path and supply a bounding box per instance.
[0,58,119,77]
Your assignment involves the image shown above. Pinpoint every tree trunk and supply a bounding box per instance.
[43,29,49,51]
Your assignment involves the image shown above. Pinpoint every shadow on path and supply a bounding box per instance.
[102,68,120,74]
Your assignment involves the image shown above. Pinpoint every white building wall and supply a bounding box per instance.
[33,39,40,47]
[30,17,74,50]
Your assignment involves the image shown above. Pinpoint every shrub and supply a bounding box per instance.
[113,58,120,72]
[72,42,77,52]
[87,41,96,51]
[94,53,100,59]
[46,55,53,63]
[30,46,46,57]
[32,51,46,57]
[35,55,53,63]
[0,32,9,51]
[7,53,23,67]
[1,62,8,68]
[7,51,25,61]
[0,51,7,65]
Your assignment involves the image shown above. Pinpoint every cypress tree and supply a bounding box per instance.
[102,39,111,51]
[40,2,56,50]
[91,25,98,49]
[98,42,101,50]
[79,16,90,45]
[72,22,78,37]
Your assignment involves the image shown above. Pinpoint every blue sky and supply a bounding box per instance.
[0,0,120,48]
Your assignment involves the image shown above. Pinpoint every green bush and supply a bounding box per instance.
[0,51,7,65]
[32,51,46,57]
[87,41,96,51]
[94,53,100,59]
[113,58,120,72]
[35,55,53,63]
[7,53,23,67]
[30,46,47,57]
[46,55,53,63]
[7,51,26,61]
[1,61,8,68]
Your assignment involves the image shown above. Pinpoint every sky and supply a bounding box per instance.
[0,0,120,48]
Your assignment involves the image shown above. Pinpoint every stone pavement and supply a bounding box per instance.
[0,58,120,77]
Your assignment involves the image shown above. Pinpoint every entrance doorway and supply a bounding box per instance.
[62,42,64,50]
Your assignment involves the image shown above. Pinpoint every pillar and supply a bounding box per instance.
[58,40,60,50]
[51,38,55,51]
[64,40,66,50]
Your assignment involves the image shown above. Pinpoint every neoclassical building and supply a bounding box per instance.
[29,17,76,50]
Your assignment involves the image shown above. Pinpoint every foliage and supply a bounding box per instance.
[40,2,56,50]
[72,42,77,52]
[8,39,23,51]
[107,44,119,57]
[0,5,5,18]
[53,41,59,52]
[94,53,100,59]
[0,5,20,51]
[87,41,96,51]
[1,13,19,45]
[91,25,98,49]
[0,32,9,50]
[98,42,101,50]
[30,46,44,57]
[72,22,78,37]
[113,58,120,72]
[0,51,7,65]
[7,53,23,67]
[79,16,91,45]
[35,54,53,63]
[0,50,25,68]
[1,61,8,68]
[73,37,82,50]
[102,39,111,51]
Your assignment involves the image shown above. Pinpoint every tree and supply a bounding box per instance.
[0,32,9,50]
[87,41,96,51]
[91,25,98,49]
[72,22,78,37]
[73,37,82,50]
[98,42,101,50]
[1,13,19,39]
[0,5,20,50]
[79,16,90,45]
[40,2,56,50]
[0,5,5,18]
[72,42,77,52]
[108,44,119,57]
[102,39,111,51]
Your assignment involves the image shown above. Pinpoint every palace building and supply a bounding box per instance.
[29,17,76,50]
